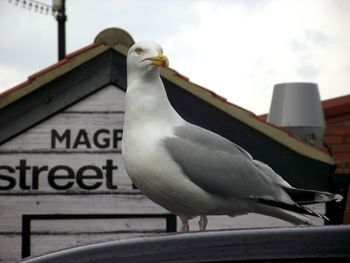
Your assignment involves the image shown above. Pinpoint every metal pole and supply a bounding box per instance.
[55,0,66,60]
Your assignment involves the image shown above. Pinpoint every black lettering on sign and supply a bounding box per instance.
[0,166,16,190]
[113,129,123,149]
[73,130,91,149]
[94,129,110,149]
[32,165,49,190]
[0,159,120,191]
[15,160,31,190]
[103,159,118,189]
[51,129,71,149]
[51,129,124,149]
[76,165,103,190]
[48,165,75,190]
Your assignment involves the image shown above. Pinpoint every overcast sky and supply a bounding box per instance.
[0,0,349,114]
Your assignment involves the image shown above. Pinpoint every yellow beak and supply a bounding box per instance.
[147,54,169,67]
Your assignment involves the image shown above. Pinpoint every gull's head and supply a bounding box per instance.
[127,41,169,77]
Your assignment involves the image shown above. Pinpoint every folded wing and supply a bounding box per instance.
[163,124,295,206]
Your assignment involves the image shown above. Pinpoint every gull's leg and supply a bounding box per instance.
[199,215,208,231]
[180,217,190,232]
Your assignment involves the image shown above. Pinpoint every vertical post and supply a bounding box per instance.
[166,214,177,232]
[55,0,66,60]
[22,215,31,258]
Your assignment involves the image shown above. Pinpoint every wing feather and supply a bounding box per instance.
[163,124,294,205]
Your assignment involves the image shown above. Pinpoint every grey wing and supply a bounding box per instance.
[163,124,294,205]
[172,123,253,160]
[252,160,292,188]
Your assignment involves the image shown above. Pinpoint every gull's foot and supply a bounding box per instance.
[180,217,189,232]
[199,215,208,231]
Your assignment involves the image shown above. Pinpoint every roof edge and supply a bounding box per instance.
[0,27,136,111]
[0,43,109,110]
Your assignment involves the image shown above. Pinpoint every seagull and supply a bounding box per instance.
[122,41,342,232]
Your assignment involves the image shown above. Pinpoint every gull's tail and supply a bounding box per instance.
[249,200,314,225]
[251,187,343,224]
[253,159,343,205]
[256,198,330,221]
[251,160,342,224]
[282,186,343,205]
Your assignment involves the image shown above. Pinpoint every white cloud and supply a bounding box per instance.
[0,1,56,93]
[160,0,350,113]
[0,65,23,92]
[0,0,349,113]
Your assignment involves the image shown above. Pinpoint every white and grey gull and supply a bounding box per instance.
[122,41,342,232]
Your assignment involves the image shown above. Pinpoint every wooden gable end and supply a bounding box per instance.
[0,49,127,145]
[0,85,130,192]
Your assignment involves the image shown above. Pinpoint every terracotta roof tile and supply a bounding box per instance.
[323,94,350,118]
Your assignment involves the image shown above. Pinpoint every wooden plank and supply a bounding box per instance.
[0,84,125,152]
[0,194,167,233]
[30,218,166,233]
[0,235,21,263]
[0,154,131,192]
[0,113,124,151]
[65,85,125,112]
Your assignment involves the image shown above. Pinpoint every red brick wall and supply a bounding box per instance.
[323,116,350,223]
[324,119,350,174]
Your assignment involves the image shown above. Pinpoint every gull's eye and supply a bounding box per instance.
[135,48,143,55]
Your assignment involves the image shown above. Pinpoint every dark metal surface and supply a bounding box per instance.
[19,225,350,263]
[21,213,177,258]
